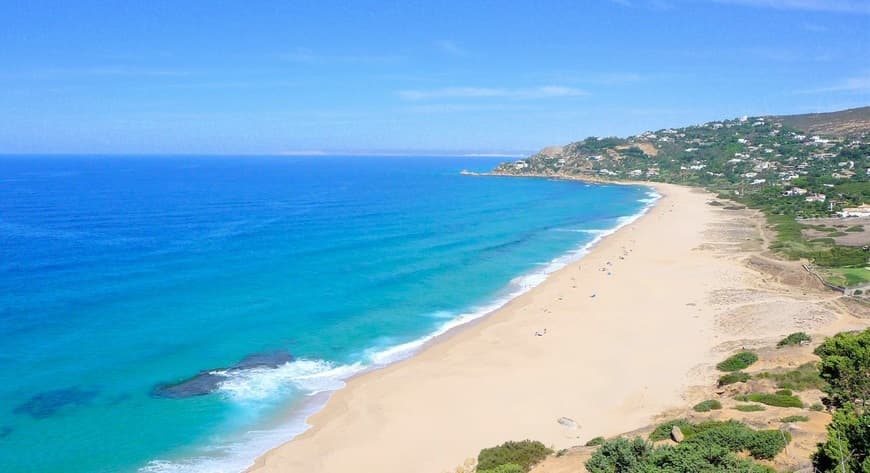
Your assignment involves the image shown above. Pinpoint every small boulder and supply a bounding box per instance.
[671,425,684,443]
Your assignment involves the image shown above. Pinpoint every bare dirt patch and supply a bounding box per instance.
[799,216,870,247]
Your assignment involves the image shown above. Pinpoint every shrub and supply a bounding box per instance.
[746,430,791,460]
[735,404,766,412]
[812,407,870,473]
[646,443,774,473]
[845,225,864,232]
[781,415,809,423]
[478,464,523,473]
[810,403,825,412]
[814,329,870,407]
[596,421,788,472]
[585,436,605,447]
[477,440,552,472]
[735,393,804,408]
[717,371,750,386]
[686,421,755,452]
[649,419,696,441]
[777,332,811,347]
[811,329,870,472]
[755,362,825,391]
[585,437,652,473]
[776,389,793,396]
[694,400,723,412]
[717,352,759,372]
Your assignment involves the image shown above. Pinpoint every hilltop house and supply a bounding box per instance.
[782,187,808,197]
[838,205,870,218]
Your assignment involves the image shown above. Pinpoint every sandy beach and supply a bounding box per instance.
[248,182,866,473]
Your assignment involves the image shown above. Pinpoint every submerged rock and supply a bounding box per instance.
[234,351,293,370]
[13,387,98,419]
[152,350,292,399]
[152,372,227,399]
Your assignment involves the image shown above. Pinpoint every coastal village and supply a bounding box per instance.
[437,109,870,473]
[494,107,870,297]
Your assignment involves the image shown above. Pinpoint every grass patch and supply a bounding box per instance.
[734,393,804,408]
[765,214,868,268]
[718,371,751,386]
[845,225,864,232]
[479,464,523,473]
[477,440,552,473]
[717,351,759,372]
[824,267,870,287]
[777,332,811,347]
[780,415,810,423]
[735,404,766,412]
[810,403,825,412]
[649,419,696,441]
[693,399,723,412]
[755,362,825,391]
[585,436,605,447]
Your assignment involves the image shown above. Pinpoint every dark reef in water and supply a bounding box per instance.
[13,387,98,419]
[152,350,292,399]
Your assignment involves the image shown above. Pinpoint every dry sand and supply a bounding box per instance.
[248,183,867,473]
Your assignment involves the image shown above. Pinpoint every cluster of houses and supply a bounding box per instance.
[500,115,867,219]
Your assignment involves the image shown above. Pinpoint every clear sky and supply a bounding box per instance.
[1,0,868,155]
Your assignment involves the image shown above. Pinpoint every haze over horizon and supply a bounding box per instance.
[1,0,868,155]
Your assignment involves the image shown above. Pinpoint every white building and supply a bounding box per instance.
[838,205,870,218]
[781,187,807,197]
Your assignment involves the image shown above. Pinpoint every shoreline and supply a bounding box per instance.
[246,180,863,473]
[246,182,692,473]
[462,169,642,186]
[142,178,657,473]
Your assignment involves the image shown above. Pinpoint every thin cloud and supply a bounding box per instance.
[796,74,870,94]
[0,66,189,80]
[588,72,647,85]
[397,85,588,100]
[713,0,870,14]
[282,47,402,64]
[801,22,828,32]
[648,0,675,10]
[607,0,674,9]
[433,40,467,56]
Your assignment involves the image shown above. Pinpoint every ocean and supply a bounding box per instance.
[0,155,654,472]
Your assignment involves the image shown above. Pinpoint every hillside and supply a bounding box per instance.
[491,106,870,292]
[772,106,870,138]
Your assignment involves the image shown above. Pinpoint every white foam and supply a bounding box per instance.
[141,186,661,473]
[215,359,365,402]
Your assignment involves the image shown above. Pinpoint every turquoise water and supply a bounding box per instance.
[0,155,653,472]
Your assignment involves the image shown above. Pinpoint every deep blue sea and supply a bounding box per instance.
[0,155,654,472]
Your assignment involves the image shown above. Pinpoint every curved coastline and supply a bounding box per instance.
[244,181,676,473]
[141,179,658,473]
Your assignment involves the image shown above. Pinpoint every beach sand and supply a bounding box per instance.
[248,183,865,473]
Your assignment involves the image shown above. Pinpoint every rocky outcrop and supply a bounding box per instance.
[152,350,292,399]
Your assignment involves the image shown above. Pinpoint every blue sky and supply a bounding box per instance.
[0,0,868,155]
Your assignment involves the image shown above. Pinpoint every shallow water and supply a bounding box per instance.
[0,155,652,472]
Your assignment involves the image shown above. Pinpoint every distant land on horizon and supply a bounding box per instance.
[2,107,867,159]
